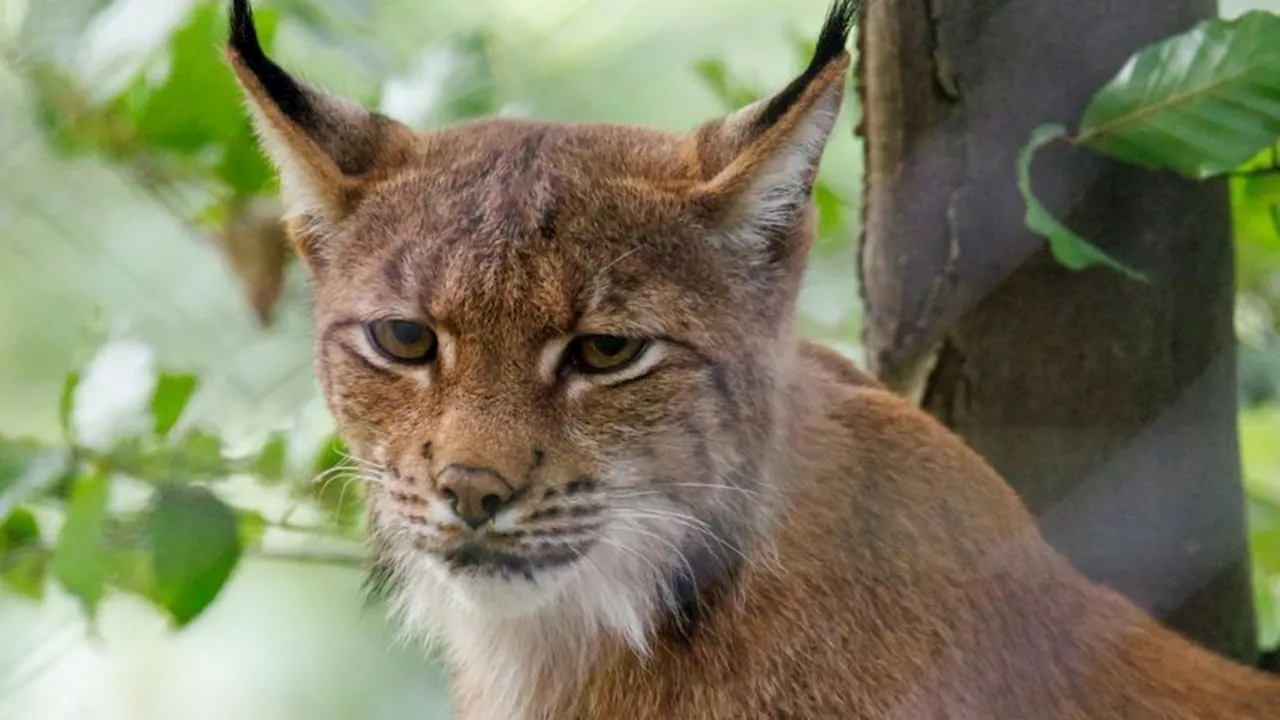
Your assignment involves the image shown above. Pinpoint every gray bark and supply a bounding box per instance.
[856,0,1256,662]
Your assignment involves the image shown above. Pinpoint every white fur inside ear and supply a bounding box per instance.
[241,99,331,223]
[238,76,376,226]
[718,83,842,250]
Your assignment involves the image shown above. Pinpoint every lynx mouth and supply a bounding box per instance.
[440,540,585,580]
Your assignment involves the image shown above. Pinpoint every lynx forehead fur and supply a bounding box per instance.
[226,0,1280,717]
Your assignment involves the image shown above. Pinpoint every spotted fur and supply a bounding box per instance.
[227,0,1280,717]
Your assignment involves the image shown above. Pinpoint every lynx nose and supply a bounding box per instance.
[437,466,514,529]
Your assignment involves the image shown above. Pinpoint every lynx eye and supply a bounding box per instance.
[568,335,647,373]
[365,319,437,364]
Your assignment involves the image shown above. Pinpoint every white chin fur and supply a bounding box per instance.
[387,517,678,654]
[381,511,693,719]
[425,556,575,619]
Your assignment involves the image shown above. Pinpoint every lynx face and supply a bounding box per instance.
[317,122,784,615]
[228,0,854,633]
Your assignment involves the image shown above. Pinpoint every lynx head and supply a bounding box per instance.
[227,0,857,648]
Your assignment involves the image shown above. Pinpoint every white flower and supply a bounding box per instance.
[72,339,158,452]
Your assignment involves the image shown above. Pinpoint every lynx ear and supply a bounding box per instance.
[691,0,858,258]
[225,0,416,260]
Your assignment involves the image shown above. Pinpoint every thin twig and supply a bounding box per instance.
[250,547,367,568]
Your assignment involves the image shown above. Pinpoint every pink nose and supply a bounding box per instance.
[436,466,514,529]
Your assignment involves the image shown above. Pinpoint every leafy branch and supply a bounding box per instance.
[1018,10,1280,278]
[1,342,368,628]
[5,2,292,324]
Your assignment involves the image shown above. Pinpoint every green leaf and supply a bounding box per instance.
[237,509,268,551]
[311,435,348,477]
[146,484,242,626]
[1,508,40,550]
[59,371,80,441]
[0,439,71,517]
[1232,168,1280,294]
[109,548,155,599]
[1,508,47,599]
[251,433,288,483]
[0,438,42,498]
[1241,405,1280,504]
[2,548,48,600]
[50,473,112,616]
[308,436,364,529]
[177,431,227,476]
[219,123,277,197]
[133,3,279,155]
[1017,124,1148,282]
[813,182,847,252]
[109,430,228,484]
[1248,495,1280,650]
[1237,145,1278,174]
[1256,568,1279,651]
[1076,11,1280,179]
[152,373,199,438]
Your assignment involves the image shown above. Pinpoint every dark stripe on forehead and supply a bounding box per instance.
[671,409,714,481]
[708,364,740,421]
[515,127,547,173]
[538,202,559,240]
[380,243,412,295]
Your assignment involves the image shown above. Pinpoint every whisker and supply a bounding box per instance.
[578,554,611,593]
[593,534,665,580]
[310,463,354,485]
[613,522,699,598]
[335,447,381,468]
[610,508,750,564]
[662,482,762,497]
[564,542,609,586]
[331,473,367,522]
[608,483,763,500]
[314,468,362,497]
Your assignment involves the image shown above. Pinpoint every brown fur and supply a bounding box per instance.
[225,0,1280,717]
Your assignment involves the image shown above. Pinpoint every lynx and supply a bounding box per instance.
[226,0,1280,717]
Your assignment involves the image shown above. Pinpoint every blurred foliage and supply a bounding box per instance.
[0,355,361,627]
[1238,144,1280,652]
[1243,406,1280,650]
[1236,145,1280,408]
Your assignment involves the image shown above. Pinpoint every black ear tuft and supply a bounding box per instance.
[228,0,312,124]
[753,0,861,132]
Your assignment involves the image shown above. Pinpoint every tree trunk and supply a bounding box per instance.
[856,0,1256,663]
